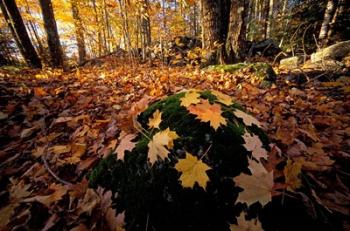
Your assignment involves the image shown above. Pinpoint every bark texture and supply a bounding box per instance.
[70,0,86,63]
[319,0,338,47]
[39,0,64,67]
[0,0,41,68]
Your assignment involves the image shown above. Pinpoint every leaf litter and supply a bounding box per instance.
[0,57,349,229]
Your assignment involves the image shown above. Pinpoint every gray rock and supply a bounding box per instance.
[280,56,303,69]
[311,40,350,63]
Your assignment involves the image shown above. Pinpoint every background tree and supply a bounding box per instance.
[70,0,86,63]
[0,0,41,68]
[38,0,64,67]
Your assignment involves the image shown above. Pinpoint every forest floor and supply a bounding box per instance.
[0,56,349,230]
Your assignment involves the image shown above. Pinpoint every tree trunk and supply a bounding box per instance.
[225,0,249,62]
[0,0,42,68]
[70,0,86,63]
[92,0,102,56]
[319,0,338,47]
[118,0,131,51]
[139,0,151,59]
[201,0,230,63]
[39,0,64,67]
[266,0,273,38]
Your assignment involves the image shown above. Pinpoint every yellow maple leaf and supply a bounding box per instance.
[148,109,162,129]
[175,152,211,189]
[233,110,261,127]
[230,212,264,231]
[180,90,201,107]
[234,159,273,207]
[242,131,268,160]
[188,99,227,130]
[211,90,233,106]
[147,128,179,164]
[283,159,302,191]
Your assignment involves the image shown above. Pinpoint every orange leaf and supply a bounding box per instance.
[188,99,227,130]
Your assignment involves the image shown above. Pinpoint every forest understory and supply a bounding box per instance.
[0,56,349,230]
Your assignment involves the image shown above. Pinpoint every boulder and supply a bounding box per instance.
[280,56,303,70]
[205,62,277,87]
[90,90,272,230]
[311,40,350,63]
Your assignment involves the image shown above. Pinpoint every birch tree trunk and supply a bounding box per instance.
[319,0,338,47]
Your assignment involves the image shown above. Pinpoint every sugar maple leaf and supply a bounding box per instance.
[283,159,302,191]
[230,212,263,231]
[175,152,211,189]
[147,128,179,164]
[180,90,201,107]
[243,131,268,160]
[211,90,233,106]
[188,99,227,130]
[148,109,162,129]
[234,160,273,207]
[233,109,260,127]
[116,132,137,160]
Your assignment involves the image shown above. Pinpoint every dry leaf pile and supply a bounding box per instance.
[0,57,349,230]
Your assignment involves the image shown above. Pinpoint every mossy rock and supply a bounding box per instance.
[205,62,277,88]
[89,90,333,231]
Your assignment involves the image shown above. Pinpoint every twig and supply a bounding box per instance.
[40,113,73,186]
[41,155,73,186]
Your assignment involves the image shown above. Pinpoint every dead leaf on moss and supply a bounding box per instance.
[148,109,162,129]
[233,109,260,127]
[175,152,211,189]
[234,160,273,207]
[180,90,201,107]
[230,212,263,231]
[116,132,137,160]
[188,99,227,130]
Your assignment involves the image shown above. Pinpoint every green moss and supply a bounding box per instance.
[205,62,276,87]
[205,63,248,73]
[89,90,271,230]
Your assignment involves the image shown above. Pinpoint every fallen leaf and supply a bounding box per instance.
[243,131,268,160]
[230,212,263,231]
[65,143,87,164]
[148,109,162,129]
[284,159,302,191]
[34,87,48,97]
[147,128,179,164]
[188,99,227,130]
[234,160,273,207]
[233,109,260,127]
[211,90,233,106]
[77,188,100,215]
[24,184,68,207]
[116,132,137,160]
[49,145,71,155]
[180,90,201,107]
[175,152,211,189]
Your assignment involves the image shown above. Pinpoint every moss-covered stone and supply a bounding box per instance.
[205,62,277,88]
[89,90,334,231]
